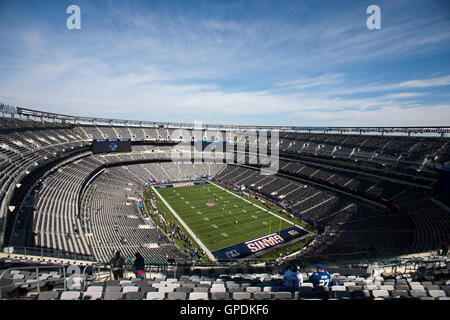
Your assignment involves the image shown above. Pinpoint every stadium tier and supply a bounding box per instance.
[0,107,449,301]
[0,254,449,300]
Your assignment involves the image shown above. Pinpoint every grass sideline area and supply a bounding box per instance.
[143,180,319,262]
[143,186,211,263]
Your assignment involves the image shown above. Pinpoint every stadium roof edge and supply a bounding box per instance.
[1,103,450,134]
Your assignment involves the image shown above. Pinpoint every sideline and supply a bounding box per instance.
[150,185,217,262]
[210,181,312,236]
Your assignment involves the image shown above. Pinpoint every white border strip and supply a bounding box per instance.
[151,185,217,262]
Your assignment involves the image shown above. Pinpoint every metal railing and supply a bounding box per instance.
[2,246,94,262]
[0,265,67,299]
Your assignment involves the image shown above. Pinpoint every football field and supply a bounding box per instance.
[152,181,309,259]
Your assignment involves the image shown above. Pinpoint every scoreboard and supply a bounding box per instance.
[92,139,132,154]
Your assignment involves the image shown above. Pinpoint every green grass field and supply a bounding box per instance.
[153,181,303,253]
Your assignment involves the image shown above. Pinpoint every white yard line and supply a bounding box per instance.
[210,181,312,236]
[151,185,217,261]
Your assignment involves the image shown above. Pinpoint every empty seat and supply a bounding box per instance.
[312,287,330,299]
[346,286,362,292]
[122,286,139,294]
[395,285,410,291]
[193,287,209,293]
[37,291,59,300]
[60,291,81,300]
[175,287,192,293]
[428,290,446,298]
[425,285,440,291]
[158,287,174,293]
[351,290,371,299]
[166,278,178,283]
[391,290,409,298]
[380,285,394,291]
[210,287,226,293]
[364,285,377,291]
[372,290,390,298]
[296,289,313,299]
[254,292,272,300]
[396,279,408,285]
[240,283,251,289]
[86,286,104,292]
[334,291,352,299]
[343,282,356,287]
[82,292,102,300]
[331,286,346,292]
[189,292,208,300]
[409,281,422,286]
[104,292,122,300]
[273,292,293,300]
[211,292,230,300]
[167,292,187,300]
[246,287,261,293]
[146,292,165,300]
[141,286,157,294]
[105,286,121,292]
[233,292,251,300]
[410,290,427,298]
[410,285,425,290]
[125,292,144,300]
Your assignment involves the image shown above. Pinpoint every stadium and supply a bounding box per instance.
[0,104,449,302]
[0,0,449,307]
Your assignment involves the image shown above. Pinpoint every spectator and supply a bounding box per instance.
[309,264,332,287]
[109,251,125,280]
[282,264,303,290]
[134,252,146,279]
[442,240,448,256]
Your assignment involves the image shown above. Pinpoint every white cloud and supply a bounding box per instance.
[293,104,450,127]
[0,2,449,127]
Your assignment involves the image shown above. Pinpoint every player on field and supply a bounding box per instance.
[309,264,332,287]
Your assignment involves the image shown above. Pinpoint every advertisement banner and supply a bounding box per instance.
[211,226,307,260]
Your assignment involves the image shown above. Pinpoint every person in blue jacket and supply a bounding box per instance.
[283,264,303,290]
[309,264,332,287]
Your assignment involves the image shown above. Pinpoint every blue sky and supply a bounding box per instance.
[0,0,449,126]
